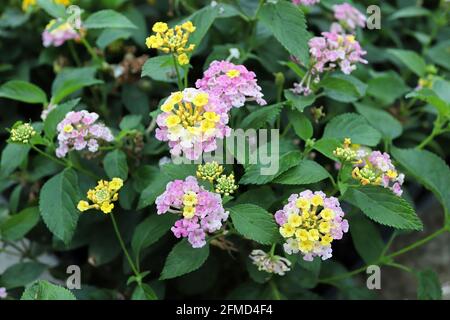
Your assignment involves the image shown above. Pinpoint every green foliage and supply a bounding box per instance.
[0,80,47,104]
[21,280,76,300]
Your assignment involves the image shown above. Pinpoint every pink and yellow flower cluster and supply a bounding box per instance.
[275,190,348,261]
[156,176,229,248]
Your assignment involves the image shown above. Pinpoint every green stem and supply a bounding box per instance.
[319,227,448,284]
[416,129,439,149]
[172,54,183,90]
[31,145,67,167]
[387,262,412,273]
[110,212,140,278]
[269,243,276,257]
[81,37,100,62]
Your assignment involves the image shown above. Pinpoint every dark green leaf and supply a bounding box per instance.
[103,150,128,180]
[273,160,329,185]
[0,80,47,104]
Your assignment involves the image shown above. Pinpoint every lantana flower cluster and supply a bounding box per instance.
[156,176,229,248]
[145,21,196,65]
[42,19,81,48]
[155,88,231,160]
[249,249,292,276]
[22,0,71,11]
[56,111,114,158]
[196,161,238,196]
[78,178,124,214]
[332,3,366,32]
[275,190,348,261]
[334,139,405,196]
[9,123,36,144]
[195,60,266,109]
[292,32,367,95]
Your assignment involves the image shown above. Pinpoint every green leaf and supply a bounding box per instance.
[84,9,137,29]
[284,90,316,112]
[36,0,66,18]
[240,150,302,185]
[121,84,149,118]
[387,49,427,77]
[96,29,132,49]
[21,280,76,300]
[240,103,283,129]
[131,283,158,300]
[354,102,403,140]
[342,186,423,231]
[103,150,128,180]
[391,148,450,216]
[273,160,329,185]
[313,138,340,161]
[367,72,409,106]
[426,40,450,71]
[259,1,309,64]
[0,80,47,104]
[161,163,197,180]
[186,5,219,50]
[287,108,313,140]
[39,169,80,244]
[0,144,30,178]
[141,55,183,84]
[0,262,46,289]
[0,206,40,241]
[228,204,279,245]
[160,240,210,280]
[323,113,382,146]
[137,167,171,209]
[417,270,442,300]
[389,6,430,20]
[348,214,384,264]
[321,74,366,103]
[43,98,80,140]
[119,115,142,131]
[406,87,450,118]
[51,67,103,104]
[131,214,178,261]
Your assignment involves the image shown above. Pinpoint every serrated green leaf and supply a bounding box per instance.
[132,214,178,262]
[284,90,316,112]
[259,1,309,64]
[387,49,427,77]
[287,108,313,141]
[21,280,76,300]
[39,169,80,243]
[84,9,137,29]
[160,240,210,280]
[229,204,279,245]
[391,148,450,216]
[0,206,40,241]
[321,74,366,103]
[240,150,301,185]
[103,149,128,180]
[417,270,442,300]
[389,6,430,20]
[426,40,450,70]
[141,55,183,83]
[0,262,46,289]
[323,113,382,146]
[0,144,30,178]
[273,160,329,185]
[348,214,384,264]
[51,67,103,104]
[367,72,409,106]
[342,186,423,231]
[185,5,219,50]
[241,103,283,129]
[0,80,47,104]
[354,102,403,140]
[137,167,171,209]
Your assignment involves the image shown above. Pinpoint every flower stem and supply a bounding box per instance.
[319,227,448,284]
[81,37,100,62]
[110,212,140,277]
[269,280,282,300]
[172,54,183,90]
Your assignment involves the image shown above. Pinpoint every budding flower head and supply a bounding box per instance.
[9,122,36,144]
[77,178,124,214]
[333,138,364,164]
[249,249,292,276]
[145,21,196,66]
[197,161,224,183]
[215,174,238,196]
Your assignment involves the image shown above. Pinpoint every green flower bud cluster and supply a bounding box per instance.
[10,123,36,144]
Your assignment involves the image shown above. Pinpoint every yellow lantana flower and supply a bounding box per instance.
[77,178,124,214]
